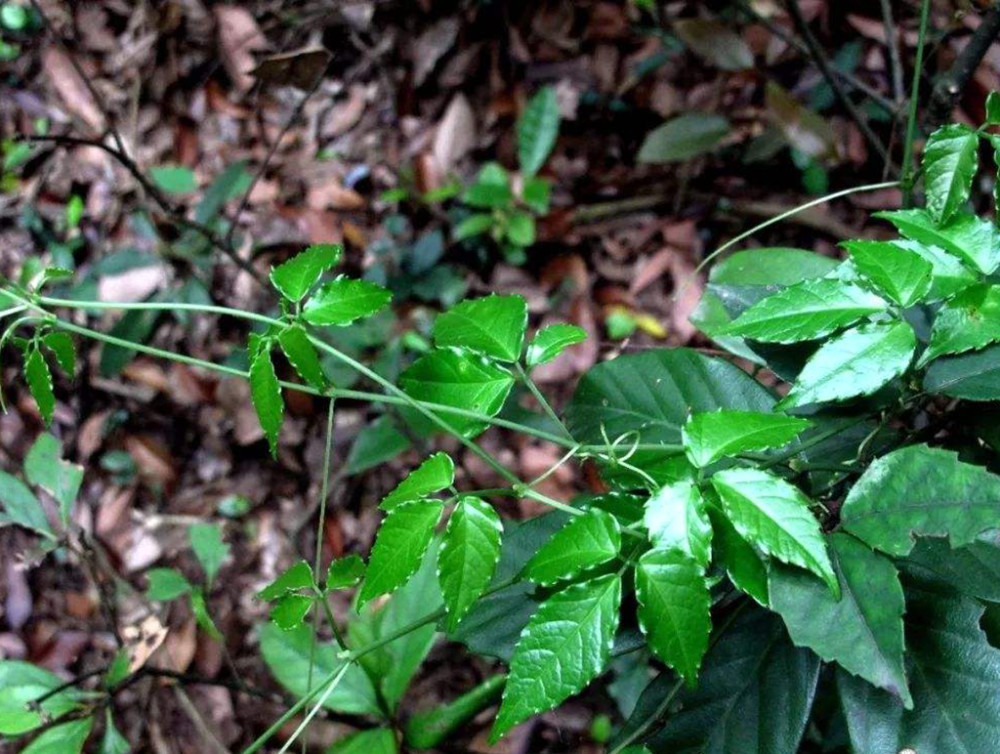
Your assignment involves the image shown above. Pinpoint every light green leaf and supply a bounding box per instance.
[0,661,80,735]
[454,213,493,240]
[770,533,910,706]
[491,574,622,741]
[145,568,192,601]
[525,324,587,368]
[841,240,933,307]
[518,86,560,176]
[249,342,283,458]
[190,588,222,640]
[506,212,535,247]
[399,350,515,438]
[643,481,712,567]
[922,123,979,224]
[635,547,711,684]
[921,283,1000,365]
[25,346,55,426]
[99,711,129,754]
[777,321,916,409]
[21,717,93,754]
[432,295,528,362]
[24,432,82,526]
[463,163,511,209]
[637,113,730,163]
[270,244,342,302]
[875,208,1000,274]
[326,555,365,591]
[841,444,1000,556]
[0,470,53,537]
[682,410,811,468]
[151,164,197,194]
[327,728,398,754]
[711,468,837,595]
[41,331,76,376]
[189,523,228,587]
[270,593,314,630]
[258,560,315,601]
[719,278,887,344]
[903,239,978,301]
[278,325,326,388]
[302,277,391,326]
[523,508,621,586]
[708,506,769,606]
[439,496,503,632]
[359,500,443,606]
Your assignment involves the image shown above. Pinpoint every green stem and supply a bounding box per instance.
[901,0,932,206]
[515,362,571,438]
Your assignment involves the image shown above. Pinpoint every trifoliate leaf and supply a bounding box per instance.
[875,208,1000,275]
[525,323,587,367]
[380,452,455,510]
[523,508,622,586]
[358,500,443,606]
[643,481,712,567]
[841,240,933,307]
[432,295,528,362]
[270,244,342,302]
[302,277,391,326]
[249,342,283,458]
[277,324,326,388]
[438,496,503,632]
[921,283,1000,365]
[682,410,812,468]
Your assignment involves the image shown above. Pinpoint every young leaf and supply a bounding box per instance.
[0,470,53,538]
[682,410,812,468]
[41,331,76,376]
[358,500,443,606]
[189,523,228,587]
[523,508,622,586]
[302,277,391,326]
[432,295,528,362]
[379,453,455,511]
[841,240,934,307]
[249,343,283,458]
[921,283,1000,365]
[326,554,365,591]
[777,321,916,409]
[719,278,887,344]
[708,505,769,606]
[24,346,55,426]
[146,568,193,601]
[643,481,712,567]
[269,593,314,630]
[258,560,315,601]
[438,496,503,632]
[491,574,622,741]
[277,324,326,388]
[21,717,93,754]
[770,533,910,707]
[24,432,82,526]
[875,209,1000,275]
[841,444,1000,556]
[710,468,837,595]
[525,323,587,368]
[270,244,342,302]
[635,547,711,684]
[398,350,515,437]
[518,86,560,176]
[454,213,494,240]
[922,124,979,225]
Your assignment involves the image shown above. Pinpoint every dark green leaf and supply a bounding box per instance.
[523,508,621,585]
[518,86,560,176]
[526,324,587,368]
[875,208,1000,275]
[41,331,76,376]
[99,711,129,754]
[439,496,503,632]
[270,593,314,630]
[25,346,55,426]
[302,277,391,326]
[643,481,712,567]
[404,675,505,750]
[682,410,811,467]
[0,470,53,537]
[432,295,528,362]
[258,560,314,601]
[638,113,730,163]
[708,506,769,606]
[903,532,1000,602]
[346,416,410,475]
[358,500,443,606]
[270,244,342,302]
[841,240,934,307]
[924,343,1000,399]
[326,555,365,591]
[249,343,283,458]
[988,91,1000,125]
[278,325,326,388]
[922,124,979,224]
[921,283,1000,364]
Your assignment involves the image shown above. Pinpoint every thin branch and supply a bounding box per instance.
[880,0,906,105]
[929,1,1000,126]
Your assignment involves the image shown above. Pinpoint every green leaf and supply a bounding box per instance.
[25,346,55,426]
[454,212,493,240]
[24,432,82,526]
[439,496,503,632]
[0,470,53,537]
[719,278,887,344]
[523,508,621,586]
[270,593,314,630]
[432,295,528,362]
[674,18,754,70]
[506,211,535,247]
[278,325,326,388]
[21,717,93,754]
[521,175,551,213]
[259,622,381,716]
[904,239,978,301]
[682,410,811,468]
[875,208,1000,275]
[710,468,837,595]
[145,568,192,601]
[358,500,443,606]
[770,533,910,706]
[41,331,76,376]
[518,86,560,176]
[903,532,1000,602]
[0,660,80,735]
[346,416,411,475]
[191,588,221,641]
[841,240,934,307]
[189,523,228,587]
[635,547,711,684]
[302,277,392,326]
[399,350,515,438]
[637,113,730,163]
[921,283,1000,364]
[777,321,916,409]
[708,505,769,606]
[643,481,712,567]
[924,343,1000,399]
[270,244,342,302]
[99,711,129,754]
[151,164,197,194]
[249,343,283,458]
[642,608,820,754]
[258,560,315,601]
[463,163,511,209]
[491,574,622,741]
[841,443,1000,556]
[326,555,365,590]
[838,588,1000,754]
[327,728,399,754]
[525,324,587,367]
[404,675,506,750]
[922,124,979,224]
[988,91,1000,124]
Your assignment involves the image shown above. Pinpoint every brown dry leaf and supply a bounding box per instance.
[670,253,702,344]
[413,17,460,86]
[252,47,331,90]
[214,5,269,93]
[125,435,177,488]
[433,94,476,176]
[306,180,366,211]
[323,84,368,138]
[42,48,106,131]
[122,613,168,673]
[630,248,673,295]
[98,265,167,303]
[161,617,197,672]
[4,566,32,631]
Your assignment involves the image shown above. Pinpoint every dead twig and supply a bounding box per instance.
[929,1,1000,125]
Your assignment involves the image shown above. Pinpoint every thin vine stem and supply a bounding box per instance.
[515,362,572,438]
[902,0,932,205]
